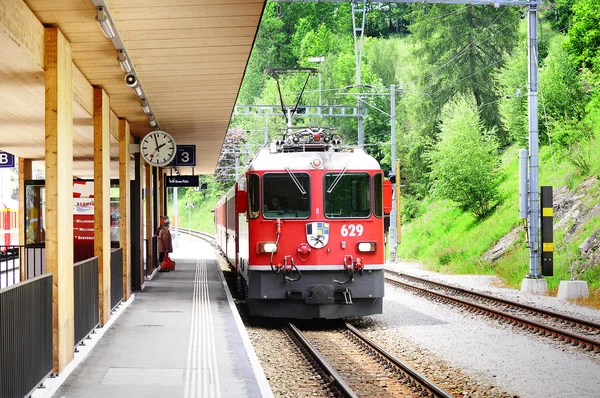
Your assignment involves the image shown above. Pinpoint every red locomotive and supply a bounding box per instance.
[215,127,390,319]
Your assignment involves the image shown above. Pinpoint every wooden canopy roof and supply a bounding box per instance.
[0,0,265,176]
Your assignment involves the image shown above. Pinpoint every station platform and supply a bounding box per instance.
[45,238,272,398]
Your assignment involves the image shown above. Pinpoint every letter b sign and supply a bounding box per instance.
[0,151,15,168]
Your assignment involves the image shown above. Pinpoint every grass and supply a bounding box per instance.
[396,141,600,305]
[167,189,219,235]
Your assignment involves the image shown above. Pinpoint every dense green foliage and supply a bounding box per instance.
[427,94,500,218]
[199,1,600,292]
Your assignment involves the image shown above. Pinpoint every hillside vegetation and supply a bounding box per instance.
[190,1,600,301]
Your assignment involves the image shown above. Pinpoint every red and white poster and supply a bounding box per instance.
[73,181,95,243]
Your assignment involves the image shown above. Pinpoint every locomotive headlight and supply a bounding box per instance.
[311,157,323,169]
[357,242,377,252]
[258,242,278,253]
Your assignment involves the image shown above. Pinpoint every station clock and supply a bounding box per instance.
[140,130,177,167]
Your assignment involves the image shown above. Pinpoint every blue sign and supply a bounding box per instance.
[0,151,15,168]
[173,145,196,166]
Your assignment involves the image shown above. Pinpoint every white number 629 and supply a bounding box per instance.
[340,224,363,237]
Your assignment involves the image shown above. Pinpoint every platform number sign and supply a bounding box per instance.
[0,151,15,168]
[173,145,196,167]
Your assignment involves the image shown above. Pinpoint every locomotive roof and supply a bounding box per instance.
[248,146,381,172]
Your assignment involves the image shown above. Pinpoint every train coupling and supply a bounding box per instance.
[342,288,353,305]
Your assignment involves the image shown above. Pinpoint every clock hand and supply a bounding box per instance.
[153,133,160,151]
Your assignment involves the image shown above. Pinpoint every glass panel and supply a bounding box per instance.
[374,173,383,217]
[262,173,310,219]
[248,174,260,219]
[25,183,46,245]
[110,186,120,242]
[325,173,370,218]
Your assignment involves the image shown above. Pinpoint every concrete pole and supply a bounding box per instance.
[264,118,269,145]
[527,5,540,278]
[318,68,322,108]
[358,99,364,147]
[389,85,397,262]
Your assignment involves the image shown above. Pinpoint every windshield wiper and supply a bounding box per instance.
[327,167,347,193]
[285,167,306,194]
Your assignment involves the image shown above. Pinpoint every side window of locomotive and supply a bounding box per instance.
[324,173,370,218]
[262,173,310,219]
[374,173,383,217]
[248,174,260,219]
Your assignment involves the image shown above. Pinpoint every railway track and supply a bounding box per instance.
[285,322,453,398]
[386,270,600,352]
[172,227,215,242]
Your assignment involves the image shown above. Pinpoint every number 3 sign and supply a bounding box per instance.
[173,145,196,166]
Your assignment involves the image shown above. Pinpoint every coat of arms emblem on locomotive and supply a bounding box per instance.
[306,222,329,248]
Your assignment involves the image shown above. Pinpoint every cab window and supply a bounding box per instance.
[262,173,310,219]
[374,173,383,217]
[324,173,370,218]
[248,174,260,219]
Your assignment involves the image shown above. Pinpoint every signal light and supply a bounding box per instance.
[357,242,376,252]
[258,242,278,253]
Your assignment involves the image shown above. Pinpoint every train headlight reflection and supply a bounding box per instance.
[258,242,278,253]
[311,157,322,169]
[357,242,376,252]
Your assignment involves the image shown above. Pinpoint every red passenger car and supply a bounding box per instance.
[215,127,389,319]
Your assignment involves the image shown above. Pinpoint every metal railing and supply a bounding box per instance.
[110,248,123,310]
[74,257,99,347]
[1,245,47,288]
[0,245,21,288]
[0,274,53,398]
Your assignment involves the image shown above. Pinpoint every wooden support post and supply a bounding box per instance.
[44,27,74,373]
[119,120,131,300]
[93,87,111,325]
[145,164,153,273]
[18,158,32,281]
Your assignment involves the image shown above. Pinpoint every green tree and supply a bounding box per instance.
[495,42,528,146]
[539,34,585,122]
[427,94,500,219]
[567,0,600,72]
[408,5,521,141]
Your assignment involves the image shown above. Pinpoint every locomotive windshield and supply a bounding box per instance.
[262,173,310,219]
[324,173,371,218]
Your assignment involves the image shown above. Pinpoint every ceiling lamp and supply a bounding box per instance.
[95,7,115,39]
[141,99,150,114]
[117,50,132,73]
[149,114,157,127]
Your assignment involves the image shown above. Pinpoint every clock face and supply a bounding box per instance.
[140,130,177,167]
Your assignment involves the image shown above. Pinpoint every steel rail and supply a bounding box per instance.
[389,270,600,330]
[386,275,600,351]
[344,323,454,398]
[286,322,358,398]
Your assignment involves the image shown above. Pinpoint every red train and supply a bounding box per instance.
[1,205,18,249]
[215,127,391,319]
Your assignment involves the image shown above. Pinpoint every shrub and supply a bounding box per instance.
[427,93,501,219]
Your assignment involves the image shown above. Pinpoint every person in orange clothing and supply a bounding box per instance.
[157,218,173,267]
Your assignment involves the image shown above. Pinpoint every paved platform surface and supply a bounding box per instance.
[52,238,271,398]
